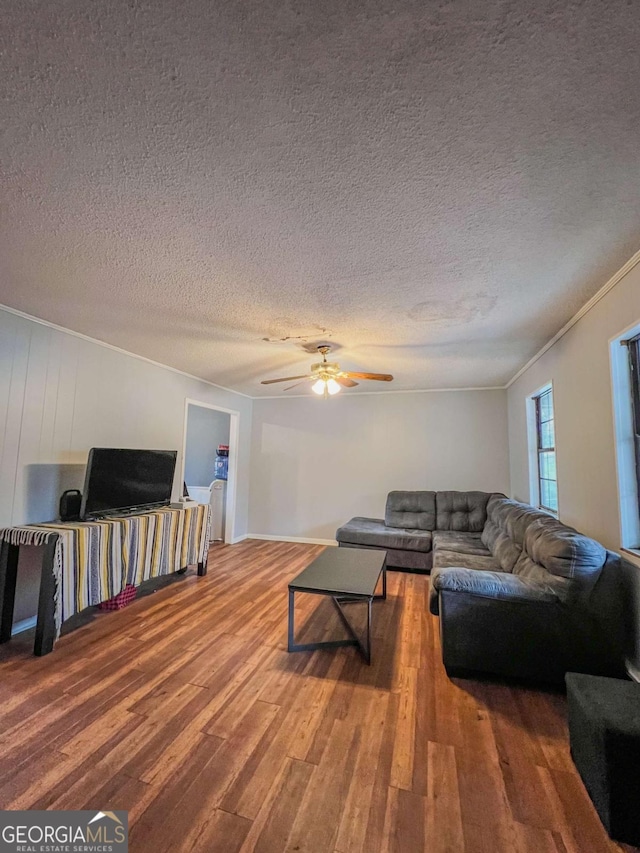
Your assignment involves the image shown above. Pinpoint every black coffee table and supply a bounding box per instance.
[287,547,387,664]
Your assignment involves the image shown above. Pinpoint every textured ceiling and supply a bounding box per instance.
[1,0,639,396]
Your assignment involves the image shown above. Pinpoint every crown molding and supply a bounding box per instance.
[506,248,640,389]
[256,385,507,400]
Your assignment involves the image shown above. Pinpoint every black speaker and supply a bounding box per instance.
[59,489,82,522]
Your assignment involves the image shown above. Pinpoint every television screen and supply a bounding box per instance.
[80,448,178,519]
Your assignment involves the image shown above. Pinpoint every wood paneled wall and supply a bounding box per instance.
[0,307,252,621]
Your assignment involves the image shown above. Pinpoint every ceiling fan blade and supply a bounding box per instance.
[283,379,312,391]
[343,371,394,382]
[261,374,313,385]
[335,376,359,388]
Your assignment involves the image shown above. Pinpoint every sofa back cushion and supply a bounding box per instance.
[385,491,436,531]
[435,491,493,532]
[481,497,548,572]
[513,517,606,600]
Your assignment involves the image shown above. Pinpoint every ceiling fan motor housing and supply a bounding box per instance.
[311,361,340,375]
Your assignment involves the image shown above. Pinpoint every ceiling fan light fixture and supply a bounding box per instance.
[260,345,392,394]
[311,376,341,397]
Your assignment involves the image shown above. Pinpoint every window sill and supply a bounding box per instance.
[621,547,640,569]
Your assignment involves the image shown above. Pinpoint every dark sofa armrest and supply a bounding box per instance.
[429,567,561,615]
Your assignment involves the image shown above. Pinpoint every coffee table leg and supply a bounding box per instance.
[332,595,375,665]
[374,560,387,601]
[288,587,295,652]
[289,588,361,656]
[365,596,373,664]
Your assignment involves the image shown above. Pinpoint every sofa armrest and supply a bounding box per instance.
[429,567,561,615]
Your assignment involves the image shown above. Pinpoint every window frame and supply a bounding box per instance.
[527,383,559,516]
[534,388,558,513]
[610,321,640,554]
[627,335,640,524]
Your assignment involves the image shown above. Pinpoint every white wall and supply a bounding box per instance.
[249,390,510,542]
[508,260,640,551]
[184,404,230,487]
[507,258,640,672]
[0,307,252,624]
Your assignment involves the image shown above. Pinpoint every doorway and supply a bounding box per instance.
[181,399,239,544]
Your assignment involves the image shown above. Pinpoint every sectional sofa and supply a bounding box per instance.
[336,490,499,572]
[336,491,624,682]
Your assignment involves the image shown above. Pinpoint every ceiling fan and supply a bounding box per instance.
[260,346,394,397]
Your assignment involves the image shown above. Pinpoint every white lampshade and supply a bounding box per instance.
[312,378,325,395]
[326,378,341,395]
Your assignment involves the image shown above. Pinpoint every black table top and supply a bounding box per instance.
[289,547,385,597]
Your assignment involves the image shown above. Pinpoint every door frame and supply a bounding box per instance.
[181,398,240,544]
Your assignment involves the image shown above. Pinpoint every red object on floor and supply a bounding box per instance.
[98,584,137,611]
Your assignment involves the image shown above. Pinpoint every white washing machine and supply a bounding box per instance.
[187,481,227,541]
[186,485,211,504]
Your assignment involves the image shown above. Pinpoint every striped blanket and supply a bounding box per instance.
[0,504,210,636]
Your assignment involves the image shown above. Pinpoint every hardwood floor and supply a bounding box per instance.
[0,539,636,853]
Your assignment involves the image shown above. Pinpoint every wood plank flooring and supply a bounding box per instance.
[0,539,636,853]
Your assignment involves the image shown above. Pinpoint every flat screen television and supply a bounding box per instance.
[80,448,178,519]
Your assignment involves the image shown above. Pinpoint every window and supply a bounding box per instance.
[627,335,640,522]
[533,387,558,513]
[611,324,640,552]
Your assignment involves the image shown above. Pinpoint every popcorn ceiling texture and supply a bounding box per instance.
[1,0,639,395]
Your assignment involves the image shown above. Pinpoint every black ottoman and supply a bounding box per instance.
[566,672,640,847]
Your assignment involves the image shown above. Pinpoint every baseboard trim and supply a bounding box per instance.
[228,534,248,544]
[248,534,338,546]
[11,616,37,636]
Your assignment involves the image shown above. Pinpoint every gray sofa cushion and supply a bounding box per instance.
[435,491,493,532]
[515,518,606,599]
[432,548,499,572]
[385,491,436,531]
[481,497,548,572]
[485,496,549,545]
[429,566,562,615]
[336,517,432,553]
[432,531,490,556]
[510,555,573,600]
